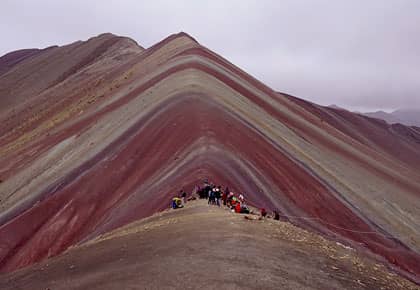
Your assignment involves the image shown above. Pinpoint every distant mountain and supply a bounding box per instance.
[363,109,420,127]
[393,109,420,127]
[363,110,402,124]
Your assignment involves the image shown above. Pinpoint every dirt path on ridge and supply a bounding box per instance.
[0,200,418,290]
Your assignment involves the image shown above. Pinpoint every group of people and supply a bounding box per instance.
[171,180,281,220]
[197,183,224,206]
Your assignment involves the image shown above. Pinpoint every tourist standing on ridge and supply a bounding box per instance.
[221,190,227,206]
[208,187,215,205]
[204,182,211,200]
[273,210,280,220]
[260,208,267,218]
[181,190,187,204]
[215,186,221,206]
[223,187,230,206]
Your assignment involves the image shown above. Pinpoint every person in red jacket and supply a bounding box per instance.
[260,208,267,218]
[235,202,241,213]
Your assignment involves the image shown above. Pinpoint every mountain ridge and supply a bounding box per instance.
[0,32,419,284]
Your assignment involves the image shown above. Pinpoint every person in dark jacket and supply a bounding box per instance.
[215,187,221,206]
[180,190,187,204]
[208,188,215,205]
[224,187,230,206]
[204,183,211,200]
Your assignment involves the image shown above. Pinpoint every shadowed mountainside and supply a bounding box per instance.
[0,32,419,284]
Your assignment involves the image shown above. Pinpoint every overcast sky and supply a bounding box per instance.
[1,0,419,111]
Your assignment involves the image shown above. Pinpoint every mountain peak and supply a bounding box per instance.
[0,32,419,286]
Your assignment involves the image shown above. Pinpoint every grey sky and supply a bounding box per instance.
[1,0,419,111]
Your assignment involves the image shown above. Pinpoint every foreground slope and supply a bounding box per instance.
[0,32,419,283]
[0,201,418,290]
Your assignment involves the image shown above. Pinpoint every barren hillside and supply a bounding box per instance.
[0,32,419,286]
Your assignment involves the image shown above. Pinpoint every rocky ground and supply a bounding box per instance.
[0,199,417,290]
